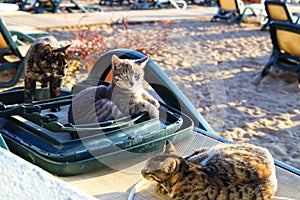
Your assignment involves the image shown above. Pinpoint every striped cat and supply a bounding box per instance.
[141,140,277,200]
[24,36,70,112]
[68,55,160,139]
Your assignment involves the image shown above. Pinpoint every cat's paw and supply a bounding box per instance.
[149,107,159,118]
[156,184,168,195]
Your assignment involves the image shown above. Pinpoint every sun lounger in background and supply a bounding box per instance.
[99,0,132,6]
[0,17,50,88]
[130,0,155,9]
[198,0,216,7]
[262,21,300,83]
[211,0,256,25]
[4,0,103,13]
[130,0,187,10]
[261,1,300,31]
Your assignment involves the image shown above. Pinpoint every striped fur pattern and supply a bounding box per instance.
[68,55,159,139]
[141,141,277,200]
[24,36,70,112]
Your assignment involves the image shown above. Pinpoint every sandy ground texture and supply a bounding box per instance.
[1,19,299,171]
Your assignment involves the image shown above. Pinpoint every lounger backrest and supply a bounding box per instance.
[265,1,293,23]
[0,17,22,58]
[276,30,300,57]
[0,18,9,49]
[0,32,8,48]
[270,21,300,58]
[218,0,237,11]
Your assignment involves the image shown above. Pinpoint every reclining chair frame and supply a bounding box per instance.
[262,21,300,83]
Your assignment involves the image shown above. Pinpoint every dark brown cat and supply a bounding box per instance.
[141,140,277,200]
[24,36,70,112]
[68,55,160,139]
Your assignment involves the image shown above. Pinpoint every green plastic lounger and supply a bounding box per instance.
[26,0,103,13]
[130,0,186,10]
[0,17,53,88]
[0,17,36,88]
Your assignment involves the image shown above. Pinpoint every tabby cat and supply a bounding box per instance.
[24,36,70,112]
[141,140,277,200]
[68,55,160,139]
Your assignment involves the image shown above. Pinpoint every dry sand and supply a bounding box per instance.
[2,19,299,170]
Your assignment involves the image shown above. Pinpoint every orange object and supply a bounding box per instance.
[104,70,112,82]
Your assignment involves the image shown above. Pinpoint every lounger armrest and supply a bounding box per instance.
[9,30,36,44]
[292,13,300,24]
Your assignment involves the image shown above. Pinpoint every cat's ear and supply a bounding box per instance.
[135,56,149,69]
[61,44,71,53]
[112,55,122,70]
[40,44,53,57]
[162,140,179,156]
[161,158,177,173]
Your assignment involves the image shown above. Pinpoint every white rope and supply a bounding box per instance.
[127,179,148,200]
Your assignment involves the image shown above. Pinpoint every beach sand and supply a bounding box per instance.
[2,18,299,170]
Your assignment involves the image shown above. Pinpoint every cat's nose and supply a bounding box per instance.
[59,69,65,76]
[141,169,150,175]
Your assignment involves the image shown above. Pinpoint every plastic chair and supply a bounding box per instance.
[130,0,187,10]
[0,17,40,88]
[26,0,103,13]
[211,0,256,25]
[262,21,300,83]
[261,1,300,31]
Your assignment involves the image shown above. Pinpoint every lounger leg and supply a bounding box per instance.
[261,19,270,31]
[262,55,275,76]
[226,11,238,25]
[211,8,224,22]
[227,18,233,25]
[262,65,270,76]
[238,7,256,27]
[228,14,238,25]
[211,15,217,22]
[237,15,244,26]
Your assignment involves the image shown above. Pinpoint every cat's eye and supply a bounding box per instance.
[52,64,59,69]
[135,74,141,79]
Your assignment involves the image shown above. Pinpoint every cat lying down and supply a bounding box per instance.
[142,140,277,200]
